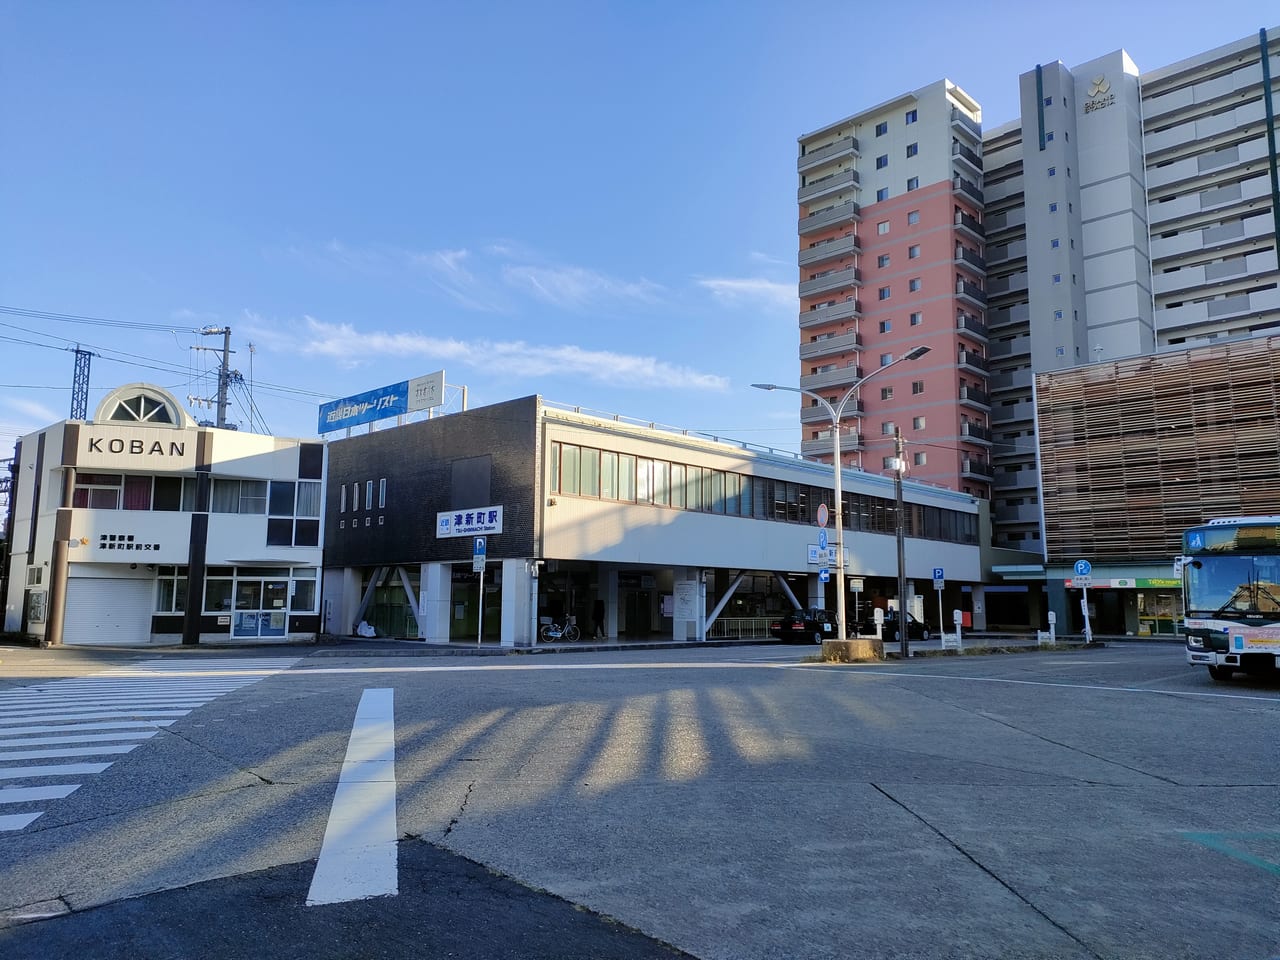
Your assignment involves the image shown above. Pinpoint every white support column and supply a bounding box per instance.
[971,585,988,631]
[419,562,452,644]
[500,558,532,648]
[807,573,824,609]
[602,567,619,639]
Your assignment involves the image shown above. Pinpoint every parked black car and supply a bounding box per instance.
[769,607,839,644]
[854,610,931,642]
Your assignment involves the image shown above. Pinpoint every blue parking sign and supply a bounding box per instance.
[932,567,944,580]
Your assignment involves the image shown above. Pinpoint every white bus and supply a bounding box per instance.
[1180,516,1280,682]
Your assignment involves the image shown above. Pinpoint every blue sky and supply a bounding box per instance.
[2,1,1277,464]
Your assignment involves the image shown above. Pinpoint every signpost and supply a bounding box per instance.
[474,537,487,646]
[1074,559,1093,644]
[932,566,945,643]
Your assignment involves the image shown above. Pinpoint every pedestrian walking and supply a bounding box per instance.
[593,598,606,639]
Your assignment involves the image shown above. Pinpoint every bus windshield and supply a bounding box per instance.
[1184,554,1280,618]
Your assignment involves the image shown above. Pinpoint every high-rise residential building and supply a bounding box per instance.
[796,80,992,500]
[800,25,1280,569]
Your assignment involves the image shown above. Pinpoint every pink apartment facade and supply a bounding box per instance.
[797,81,992,499]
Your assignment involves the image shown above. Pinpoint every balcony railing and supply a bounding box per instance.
[799,266,862,298]
[799,200,861,236]
[954,211,985,239]
[956,313,989,339]
[961,458,995,479]
[957,350,989,372]
[798,135,860,173]
[956,280,987,305]
[954,247,986,271]
[800,399,863,423]
[951,140,983,172]
[959,385,991,408]
[799,330,864,361]
[953,176,984,204]
[798,233,860,267]
[961,422,993,443]
[799,298,862,328]
[798,168,861,203]
[951,107,981,139]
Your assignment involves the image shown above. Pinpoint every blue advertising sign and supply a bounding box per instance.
[318,381,409,433]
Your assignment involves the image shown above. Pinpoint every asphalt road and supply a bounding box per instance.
[0,640,1276,959]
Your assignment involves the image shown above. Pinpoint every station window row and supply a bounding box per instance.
[548,441,976,544]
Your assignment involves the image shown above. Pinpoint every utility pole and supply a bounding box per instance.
[192,327,234,428]
[70,345,93,419]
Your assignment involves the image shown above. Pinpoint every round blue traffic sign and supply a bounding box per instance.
[1074,559,1091,576]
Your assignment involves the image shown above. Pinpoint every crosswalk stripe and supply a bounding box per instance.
[0,731,159,748]
[0,763,113,780]
[0,720,177,737]
[0,813,43,831]
[0,784,81,804]
[0,710,192,724]
[0,657,298,831]
[0,744,142,762]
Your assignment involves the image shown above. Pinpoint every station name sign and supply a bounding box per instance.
[318,370,445,434]
[437,506,503,538]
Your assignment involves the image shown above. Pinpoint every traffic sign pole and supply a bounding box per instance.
[1074,560,1093,644]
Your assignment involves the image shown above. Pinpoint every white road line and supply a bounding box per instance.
[0,763,113,780]
[0,813,42,831]
[0,731,158,748]
[306,688,398,907]
[0,710,192,725]
[0,720,177,736]
[0,744,141,762]
[0,784,81,804]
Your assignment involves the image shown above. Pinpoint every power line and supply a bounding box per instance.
[0,304,189,332]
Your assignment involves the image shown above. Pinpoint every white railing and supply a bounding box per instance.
[706,617,775,639]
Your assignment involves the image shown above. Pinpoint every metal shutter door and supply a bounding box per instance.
[63,578,155,645]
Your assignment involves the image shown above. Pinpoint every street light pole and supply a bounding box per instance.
[895,426,909,660]
[753,345,930,649]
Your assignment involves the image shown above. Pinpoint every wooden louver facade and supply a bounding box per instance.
[1036,336,1280,563]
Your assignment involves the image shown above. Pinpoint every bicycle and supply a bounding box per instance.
[539,616,580,643]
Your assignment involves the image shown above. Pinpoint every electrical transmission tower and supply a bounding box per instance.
[70,344,93,419]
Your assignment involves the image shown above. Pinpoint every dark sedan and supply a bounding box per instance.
[769,607,839,644]
[855,610,931,642]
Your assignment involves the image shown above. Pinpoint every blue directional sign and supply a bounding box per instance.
[1074,559,1092,577]
[818,568,830,583]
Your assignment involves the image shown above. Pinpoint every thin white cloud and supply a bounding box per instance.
[698,276,795,311]
[4,397,62,423]
[501,264,663,309]
[297,317,727,390]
